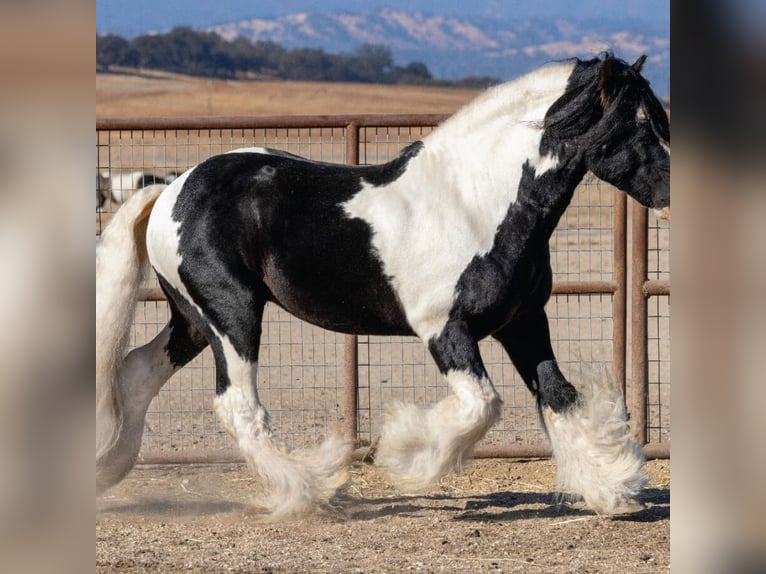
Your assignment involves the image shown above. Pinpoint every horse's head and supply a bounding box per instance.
[579,55,670,219]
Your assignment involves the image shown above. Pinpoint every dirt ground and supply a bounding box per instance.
[96,459,670,573]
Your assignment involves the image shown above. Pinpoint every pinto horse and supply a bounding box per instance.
[96,54,670,518]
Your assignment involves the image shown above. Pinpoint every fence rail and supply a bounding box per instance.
[96,115,670,463]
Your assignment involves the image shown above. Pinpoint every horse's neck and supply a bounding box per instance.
[417,62,584,248]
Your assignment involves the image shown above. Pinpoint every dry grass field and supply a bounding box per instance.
[96,70,670,573]
[96,69,479,117]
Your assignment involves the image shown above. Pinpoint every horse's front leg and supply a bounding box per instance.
[493,309,647,515]
[375,321,502,490]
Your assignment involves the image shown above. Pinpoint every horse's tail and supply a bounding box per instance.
[96,184,164,490]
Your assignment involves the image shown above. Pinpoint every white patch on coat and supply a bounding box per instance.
[533,153,560,176]
[638,104,670,156]
[225,146,273,155]
[342,63,574,340]
[145,169,204,318]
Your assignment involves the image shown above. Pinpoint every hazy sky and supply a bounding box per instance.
[97,0,669,37]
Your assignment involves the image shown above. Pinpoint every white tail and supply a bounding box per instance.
[96,185,164,493]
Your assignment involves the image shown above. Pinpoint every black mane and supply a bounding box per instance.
[540,53,667,154]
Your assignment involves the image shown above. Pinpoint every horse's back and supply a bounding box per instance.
[147,149,414,336]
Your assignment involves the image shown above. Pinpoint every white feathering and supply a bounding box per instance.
[542,365,648,515]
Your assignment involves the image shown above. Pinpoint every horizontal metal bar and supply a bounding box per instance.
[551,280,617,295]
[642,279,671,297]
[475,442,669,460]
[138,281,619,303]
[643,442,670,459]
[96,114,449,132]
[136,449,244,465]
[138,287,166,301]
[136,442,668,465]
[474,445,552,459]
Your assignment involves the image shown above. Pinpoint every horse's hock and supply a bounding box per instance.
[96,116,670,464]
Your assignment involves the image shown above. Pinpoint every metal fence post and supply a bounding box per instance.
[613,191,628,397]
[630,200,649,445]
[343,121,360,445]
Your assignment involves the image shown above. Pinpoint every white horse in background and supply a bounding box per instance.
[97,171,180,210]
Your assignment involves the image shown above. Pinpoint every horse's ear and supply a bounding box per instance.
[632,54,647,73]
[598,55,622,108]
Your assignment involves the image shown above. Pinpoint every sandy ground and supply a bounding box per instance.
[97,459,670,574]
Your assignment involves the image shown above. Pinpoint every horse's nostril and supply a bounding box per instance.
[653,192,670,209]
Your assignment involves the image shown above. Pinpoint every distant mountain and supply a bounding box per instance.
[96,1,670,39]
[206,10,669,97]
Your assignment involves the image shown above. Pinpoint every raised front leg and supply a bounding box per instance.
[375,320,502,490]
[494,309,647,515]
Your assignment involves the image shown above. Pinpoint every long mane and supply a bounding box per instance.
[425,61,577,144]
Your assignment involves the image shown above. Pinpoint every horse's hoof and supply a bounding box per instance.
[602,497,645,516]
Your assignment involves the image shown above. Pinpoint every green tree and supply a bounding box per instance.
[96,34,135,71]
[279,48,339,81]
[393,61,433,85]
[251,41,288,76]
[130,34,172,70]
[97,29,472,88]
[349,44,394,83]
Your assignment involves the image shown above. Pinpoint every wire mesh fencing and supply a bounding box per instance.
[96,116,670,461]
[647,216,671,445]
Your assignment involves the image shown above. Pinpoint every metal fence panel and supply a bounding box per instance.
[647,216,671,445]
[96,115,670,461]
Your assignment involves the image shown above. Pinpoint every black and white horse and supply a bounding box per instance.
[96,54,670,518]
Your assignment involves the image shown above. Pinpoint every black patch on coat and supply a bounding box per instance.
[492,312,577,412]
[156,274,208,369]
[427,321,486,378]
[536,360,578,412]
[169,143,422,362]
[446,158,585,341]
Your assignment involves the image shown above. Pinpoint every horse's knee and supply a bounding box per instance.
[536,359,578,412]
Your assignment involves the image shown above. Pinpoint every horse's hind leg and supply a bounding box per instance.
[96,306,207,493]
[493,309,647,515]
[208,298,351,518]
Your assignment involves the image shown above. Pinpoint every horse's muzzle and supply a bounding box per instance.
[652,186,670,220]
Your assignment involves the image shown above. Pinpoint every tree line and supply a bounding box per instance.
[97,27,499,89]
